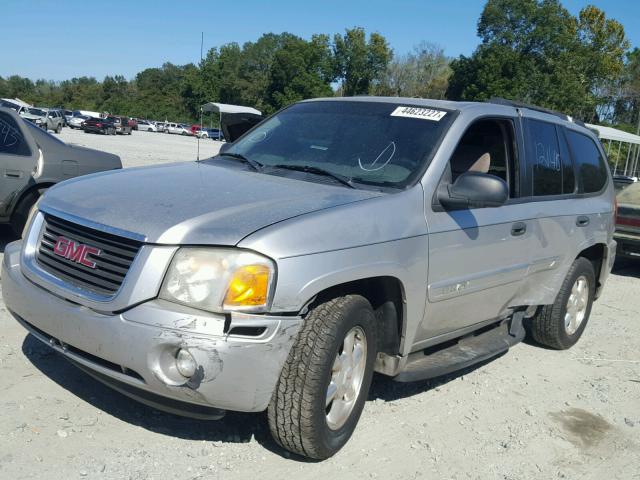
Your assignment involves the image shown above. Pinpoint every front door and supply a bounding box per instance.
[420,117,532,341]
[0,109,39,218]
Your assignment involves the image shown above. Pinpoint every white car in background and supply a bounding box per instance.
[137,120,157,132]
[68,115,89,129]
[165,123,191,135]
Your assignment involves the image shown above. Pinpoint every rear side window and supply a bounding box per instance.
[526,119,577,196]
[528,120,561,195]
[0,112,31,156]
[566,130,608,193]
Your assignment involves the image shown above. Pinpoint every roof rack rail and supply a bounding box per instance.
[485,97,584,126]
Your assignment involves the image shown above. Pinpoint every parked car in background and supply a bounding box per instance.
[137,120,157,132]
[165,122,191,135]
[0,107,121,234]
[613,174,637,193]
[20,107,48,129]
[615,181,640,259]
[196,127,224,140]
[128,118,138,131]
[43,109,65,133]
[0,98,31,115]
[63,110,74,125]
[83,117,116,135]
[106,116,132,135]
[190,124,203,135]
[0,97,616,460]
[68,115,89,129]
[155,122,167,133]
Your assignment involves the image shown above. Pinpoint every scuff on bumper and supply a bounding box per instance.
[2,240,302,415]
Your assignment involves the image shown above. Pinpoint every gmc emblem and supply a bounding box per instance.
[53,236,101,269]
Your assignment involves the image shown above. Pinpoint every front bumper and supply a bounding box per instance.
[2,240,302,415]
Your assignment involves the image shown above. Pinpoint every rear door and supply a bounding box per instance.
[0,109,39,217]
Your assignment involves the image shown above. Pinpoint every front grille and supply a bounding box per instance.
[36,214,143,296]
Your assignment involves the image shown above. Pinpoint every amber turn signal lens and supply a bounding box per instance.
[224,264,271,308]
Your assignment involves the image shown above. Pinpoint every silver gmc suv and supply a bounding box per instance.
[2,97,616,459]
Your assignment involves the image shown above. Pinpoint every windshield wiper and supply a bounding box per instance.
[218,152,263,171]
[271,164,356,189]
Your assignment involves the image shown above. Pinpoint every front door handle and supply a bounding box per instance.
[576,216,590,227]
[511,222,527,236]
[4,170,22,178]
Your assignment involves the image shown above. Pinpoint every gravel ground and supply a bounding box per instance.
[0,128,639,479]
[57,127,223,168]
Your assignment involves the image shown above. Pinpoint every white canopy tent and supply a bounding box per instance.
[586,123,640,177]
[200,102,262,141]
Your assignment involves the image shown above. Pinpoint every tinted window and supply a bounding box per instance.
[557,127,576,194]
[0,112,31,156]
[528,119,562,196]
[566,130,608,193]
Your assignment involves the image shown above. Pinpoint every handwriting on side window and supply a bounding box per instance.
[0,119,21,149]
[535,142,560,171]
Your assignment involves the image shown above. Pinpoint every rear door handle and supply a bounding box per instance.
[511,222,527,236]
[576,216,590,227]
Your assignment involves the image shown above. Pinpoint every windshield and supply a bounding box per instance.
[223,101,454,188]
[618,182,640,205]
[28,108,46,116]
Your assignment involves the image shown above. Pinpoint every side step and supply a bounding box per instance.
[394,313,525,383]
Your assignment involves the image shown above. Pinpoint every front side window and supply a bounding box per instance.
[448,118,519,198]
[224,101,454,188]
[0,112,31,156]
[566,130,608,193]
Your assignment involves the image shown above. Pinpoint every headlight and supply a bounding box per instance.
[159,248,275,313]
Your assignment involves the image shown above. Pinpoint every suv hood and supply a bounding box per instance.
[40,160,382,245]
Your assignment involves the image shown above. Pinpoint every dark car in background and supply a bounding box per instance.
[615,181,640,259]
[0,107,122,235]
[106,116,132,135]
[83,117,116,135]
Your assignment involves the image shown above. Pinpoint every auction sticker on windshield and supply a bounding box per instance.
[390,106,447,121]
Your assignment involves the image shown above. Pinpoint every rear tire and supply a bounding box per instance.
[267,295,377,459]
[529,257,595,350]
[55,123,62,134]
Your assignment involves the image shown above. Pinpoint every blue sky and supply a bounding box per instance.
[2,0,638,81]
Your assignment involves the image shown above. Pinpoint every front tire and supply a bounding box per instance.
[268,295,377,459]
[10,190,42,237]
[529,257,595,350]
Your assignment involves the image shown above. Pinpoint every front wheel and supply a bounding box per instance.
[268,295,377,459]
[529,257,595,350]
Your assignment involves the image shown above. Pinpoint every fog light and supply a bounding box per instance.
[175,349,197,378]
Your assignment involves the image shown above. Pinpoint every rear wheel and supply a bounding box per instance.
[55,123,62,134]
[529,257,595,349]
[268,295,377,459]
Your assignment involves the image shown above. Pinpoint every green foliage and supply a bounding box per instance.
[374,42,451,99]
[333,28,393,96]
[447,0,630,121]
[0,28,393,121]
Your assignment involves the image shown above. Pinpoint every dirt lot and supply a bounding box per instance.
[0,128,639,479]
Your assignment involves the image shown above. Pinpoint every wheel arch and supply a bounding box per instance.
[302,276,406,357]
[576,242,609,299]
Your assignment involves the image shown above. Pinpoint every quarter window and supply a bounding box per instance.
[565,130,608,193]
[0,112,31,156]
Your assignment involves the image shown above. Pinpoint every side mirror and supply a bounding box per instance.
[438,171,508,210]
[219,142,232,154]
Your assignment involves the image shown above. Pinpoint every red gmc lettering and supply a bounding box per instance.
[53,236,101,269]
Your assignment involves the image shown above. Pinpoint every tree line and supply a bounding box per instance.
[0,0,638,133]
